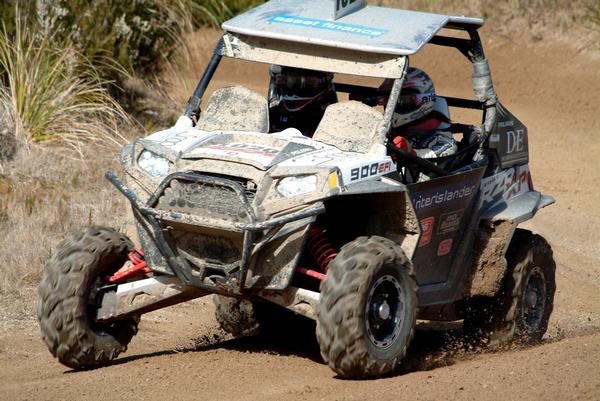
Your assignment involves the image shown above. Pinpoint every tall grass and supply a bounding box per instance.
[0,13,129,152]
[0,146,129,302]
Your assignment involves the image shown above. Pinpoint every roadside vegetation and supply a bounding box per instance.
[0,17,128,151]
[0,0,598,308]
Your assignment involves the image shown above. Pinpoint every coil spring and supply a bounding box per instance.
[306,227,338,272]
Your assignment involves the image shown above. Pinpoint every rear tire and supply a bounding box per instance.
[464,229,556,346]
[37,226,139,369]
[316,236,417,379]
[213,295,261,337]
[213,295,293,337]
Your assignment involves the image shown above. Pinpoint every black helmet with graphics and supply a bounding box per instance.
[268,65,335,112]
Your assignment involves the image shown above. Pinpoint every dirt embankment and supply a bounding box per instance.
[1,29,599,401]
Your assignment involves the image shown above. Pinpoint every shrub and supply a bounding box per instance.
[0,12,129,149]
[36,0,185,76]
[34,0,267,78]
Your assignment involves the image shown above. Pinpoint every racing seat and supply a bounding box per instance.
[313,101,383,153]
[197,86,269,132]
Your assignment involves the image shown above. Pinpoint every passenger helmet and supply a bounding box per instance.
[269,65,334,112]
[390,67,437,128]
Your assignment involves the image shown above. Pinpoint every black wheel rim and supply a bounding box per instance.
[521,265,547,332]
[365,274,405,349]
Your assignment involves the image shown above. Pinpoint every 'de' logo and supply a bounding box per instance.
[507,129,525,154]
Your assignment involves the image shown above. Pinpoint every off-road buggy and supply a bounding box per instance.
[38,0,556,379]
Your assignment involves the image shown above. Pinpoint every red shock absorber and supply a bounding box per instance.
[306,226,338,273]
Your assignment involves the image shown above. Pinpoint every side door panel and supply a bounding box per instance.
[407,167,485,285]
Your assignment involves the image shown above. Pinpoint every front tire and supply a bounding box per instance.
[316,236,417,379]
[37,226,139,369]
[464,229,556,346]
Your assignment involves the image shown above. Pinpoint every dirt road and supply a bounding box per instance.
[1,29,599,400]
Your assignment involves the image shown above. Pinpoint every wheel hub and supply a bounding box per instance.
[377,300,391,321]
[525,289,538,309]
[521,265,547,331]
[365,274,405,349]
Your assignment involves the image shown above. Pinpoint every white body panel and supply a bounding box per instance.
[143,128,395,186]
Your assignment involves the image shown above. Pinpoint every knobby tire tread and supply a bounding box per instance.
[316,236,417,379]
[465,229,556,346]
[37,226,139,369]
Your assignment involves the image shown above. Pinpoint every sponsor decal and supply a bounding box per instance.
[418,217,435,247]
[437,210,463,235]
[493,104,529,167]
[506,129,526,154]
[203,143,280,157]
[437,239,453,256]
[411,181,478,213]
[268,15,388,38]
[479,165,531,209]
[269,142,317,166]
[286,146,314,157]
[157,131,204,149]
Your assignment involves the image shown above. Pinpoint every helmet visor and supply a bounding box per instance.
[278,70,331,98]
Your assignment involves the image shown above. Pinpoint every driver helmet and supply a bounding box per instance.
[269,65,335,112]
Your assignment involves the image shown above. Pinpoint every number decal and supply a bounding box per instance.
[334,0,364,19]
[336,0,357,11]
[349,162,392,182]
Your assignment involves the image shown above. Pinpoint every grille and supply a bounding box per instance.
[157,178,253,223]
[173,231,242,267]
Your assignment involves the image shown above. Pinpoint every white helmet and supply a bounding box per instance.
[391,67,436,128]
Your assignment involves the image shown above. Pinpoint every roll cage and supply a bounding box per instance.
[180,3,497,178]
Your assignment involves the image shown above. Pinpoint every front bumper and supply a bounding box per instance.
[107,171,324,293]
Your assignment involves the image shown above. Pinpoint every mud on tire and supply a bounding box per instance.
[213,295,261,337]
[37,226,139,369]
[464,229,556,346]
[316,236,417,379]
[213,295,296,338]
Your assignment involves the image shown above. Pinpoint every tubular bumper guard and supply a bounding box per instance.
[106,171,324,292]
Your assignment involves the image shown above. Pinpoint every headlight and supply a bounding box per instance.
[276,175,318,198]
[138,150,170,177]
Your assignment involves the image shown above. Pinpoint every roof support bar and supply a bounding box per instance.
[182,39,223,122]
[429,35,473,59]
